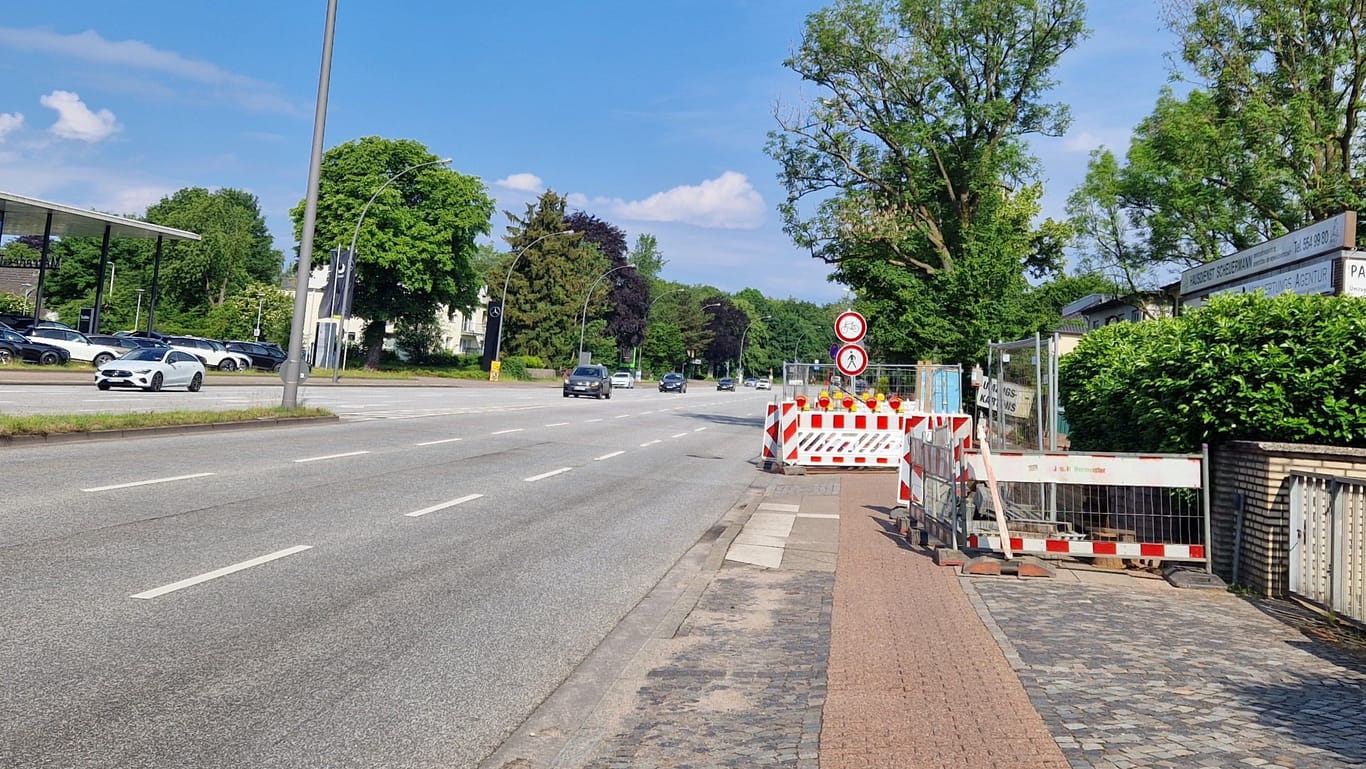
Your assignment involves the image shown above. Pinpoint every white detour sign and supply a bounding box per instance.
[975,377,1035,418]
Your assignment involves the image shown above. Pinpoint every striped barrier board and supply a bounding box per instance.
[761,402,779,463]
[967,535,1206,562]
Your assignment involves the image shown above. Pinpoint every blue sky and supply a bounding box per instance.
[0,1,1176,305]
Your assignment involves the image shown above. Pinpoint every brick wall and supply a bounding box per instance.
[1210,441,1366,597]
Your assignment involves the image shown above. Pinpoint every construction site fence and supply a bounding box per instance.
[905,425,1212,569]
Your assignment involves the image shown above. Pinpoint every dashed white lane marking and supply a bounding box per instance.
[671,432,688,438]
[640,439,662,447]
[84,472,215,493]
[405,493,484,517]
[415,437,463,446]
[614,414,631,419]
[583,418,603,423]
[294,450,370,463]
[545,422,570,427]
[131,545,312,599]
[525,467,573,482]
[694,427,707,432]
[491,428,524,435]
[595,451,625,461]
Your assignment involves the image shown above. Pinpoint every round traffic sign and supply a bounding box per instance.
[835,343,868,376]
[834,310,867,343]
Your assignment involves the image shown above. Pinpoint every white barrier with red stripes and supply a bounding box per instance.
[898,413,973,506]
[790,409,904,465]
[959,448,1210,564]
[761,402,779,463]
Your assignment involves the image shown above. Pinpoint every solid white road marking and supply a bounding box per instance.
[595,451,625,461]
[130,545,312,599]
[415,437,463,446]
[525,467,573,482]
[83,472,215,493]
[640,439,662,447]
[491,428,524,435]
[405,493,484,517]
[294,450,370,463]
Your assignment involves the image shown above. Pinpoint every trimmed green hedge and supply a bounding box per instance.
[1059,293,1366,453]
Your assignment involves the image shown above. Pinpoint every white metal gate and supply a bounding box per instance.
[1289,474,1366,626]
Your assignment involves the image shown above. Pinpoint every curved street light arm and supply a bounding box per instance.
[493,229,576,365]
[737,314,774,384]
[577,264,637,357]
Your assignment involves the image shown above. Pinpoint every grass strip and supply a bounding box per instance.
[0,406,333,438]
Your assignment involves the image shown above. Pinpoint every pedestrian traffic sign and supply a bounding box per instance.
[835,343,868,376]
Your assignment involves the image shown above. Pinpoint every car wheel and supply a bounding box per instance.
[271,362,282,373]
[146,372,163,392]
[563,392,570,398]
[39,351,60,366]
[93,352,114,367]
[96,380,111,391]
[188,372,203,392]
[219,358,237,372]
[605,389,611,399]
[0,349,11,365]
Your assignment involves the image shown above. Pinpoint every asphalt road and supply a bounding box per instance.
[0,382,772,768]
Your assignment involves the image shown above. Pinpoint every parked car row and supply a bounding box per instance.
[0,320,286,375]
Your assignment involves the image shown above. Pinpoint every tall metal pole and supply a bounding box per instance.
[577,264,635,360]
[283,0,338,409]
[332,157,452,382]
[492,229,575,367]
[737,314,772,384]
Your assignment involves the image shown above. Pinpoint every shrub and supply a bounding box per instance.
[1060,293,1366,453]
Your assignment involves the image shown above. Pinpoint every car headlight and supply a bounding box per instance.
[132,368,153,374]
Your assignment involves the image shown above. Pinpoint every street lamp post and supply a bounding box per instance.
[577,264,636,362]
[738,314,773,384]
[254,296,265,341]
[492,230,576,372]
[20,283,33,315]
[133,288,145,331]
[332,156,454,382]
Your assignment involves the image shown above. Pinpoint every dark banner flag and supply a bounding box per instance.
[481,300,503,371]
[317,248,357,318]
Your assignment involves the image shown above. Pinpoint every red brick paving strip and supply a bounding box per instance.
[820,473,1070,769]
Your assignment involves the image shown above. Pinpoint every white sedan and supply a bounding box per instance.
[27,327,123,366]
[610,371,635,389]
[95,348,206,392]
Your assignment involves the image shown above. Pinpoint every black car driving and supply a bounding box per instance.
[716,377,736,391]
[659,372,687,393]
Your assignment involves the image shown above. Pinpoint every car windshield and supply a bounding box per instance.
[571,366,600,377]
[121,348,167,362]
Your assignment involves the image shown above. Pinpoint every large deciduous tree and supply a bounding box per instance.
[767,0,1087,363]
[148,187,282,311]
[1070,1,1366,283]
[291,136,493,369]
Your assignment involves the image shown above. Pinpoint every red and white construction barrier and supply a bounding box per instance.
[898,413,973,506]
[790,410,904,465]
[761,402,779,463]
[966,535,1205,562]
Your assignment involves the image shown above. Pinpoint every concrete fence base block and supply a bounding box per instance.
[961,556,1002,576]
[781,464,807,476]
[933,548,966,567]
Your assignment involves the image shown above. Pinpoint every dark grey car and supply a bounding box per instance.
[563,364,613,399]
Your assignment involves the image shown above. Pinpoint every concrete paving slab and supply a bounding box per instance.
[757,502,801,513]
[732,532,789,548]
[725,543,785,569]
[744,511,796,537]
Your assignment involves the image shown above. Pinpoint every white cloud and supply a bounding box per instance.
[40,91,118,142]
[0,27,296,114]
[494,173,544,192]
[0,112,22,140]
[573,171,766,229]
[1062,128,1129,154]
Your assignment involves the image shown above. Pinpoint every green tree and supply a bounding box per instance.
[496,191,600,366]
[291,136,493,368]
[149,187,282,311]
[1071,1,1366,282]
[767,0,1088,363]
[627,234,667,281]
